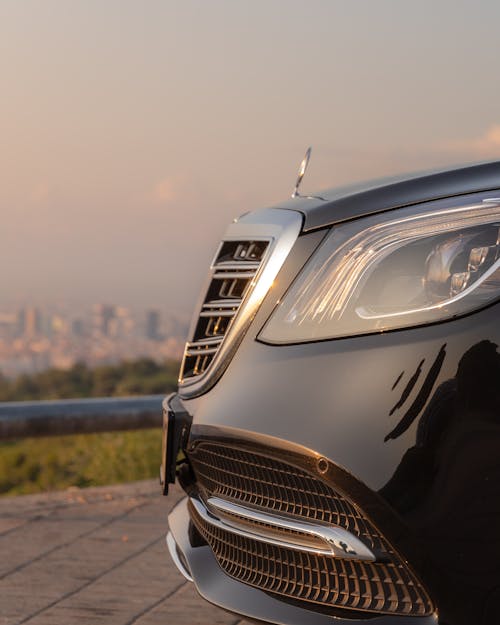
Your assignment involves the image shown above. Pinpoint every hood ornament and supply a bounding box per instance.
[291,147,326,201]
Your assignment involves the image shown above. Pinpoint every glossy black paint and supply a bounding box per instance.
[379,337,500,625]
[168,165,500,625]
[275,160,500,231]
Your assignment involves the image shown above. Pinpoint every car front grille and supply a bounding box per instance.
[187,439,434,617]
[179,240,269,383]
[177,209,303,399]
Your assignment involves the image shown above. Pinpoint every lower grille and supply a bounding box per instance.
[187,438,434,617]
[191,501,429,616]
[189,441,385,552]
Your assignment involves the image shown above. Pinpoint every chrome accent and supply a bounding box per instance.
[212,271,257,279]
[292,146,312,198]
[202,299,240,309]
[166,532,193,582]
[185,345,219,357]
[190,496,375,561]
[214,261,261,272]
[179,209,303,398]
[185,336,222,346]
[198,310,236,318]
[291,146,326,201]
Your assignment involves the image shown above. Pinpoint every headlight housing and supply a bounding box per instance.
[259,194,500,343]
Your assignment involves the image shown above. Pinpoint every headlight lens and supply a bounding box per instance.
[259,195,500,343]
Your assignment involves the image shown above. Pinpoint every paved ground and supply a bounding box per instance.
[0,481,250,625]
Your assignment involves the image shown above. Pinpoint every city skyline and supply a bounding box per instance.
[1,2,500,314]
[0,301,188,377]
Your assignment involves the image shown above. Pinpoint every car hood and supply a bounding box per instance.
[272,160,500,231]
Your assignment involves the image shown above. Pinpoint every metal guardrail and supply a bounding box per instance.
[0,395,165,440]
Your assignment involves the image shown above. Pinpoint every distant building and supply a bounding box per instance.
[108,307,134,338]
[145,309,162,341]
[0,312,18,339]
[16,309,26,337]
[92,304,116,337]
[24,307,42,338]
[50,314,69,337]
[71,318,86,337]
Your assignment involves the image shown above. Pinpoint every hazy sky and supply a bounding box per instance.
[1,1,500,315]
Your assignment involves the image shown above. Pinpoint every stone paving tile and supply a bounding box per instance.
[0,482,175,623]
[0,481,253,625]
[1,519,164,621]
[0,517,102,579]
[0,481,165,581]
[0,518,27,537]
[25,536,187,625]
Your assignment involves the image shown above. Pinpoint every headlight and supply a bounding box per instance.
[259,194,500,343]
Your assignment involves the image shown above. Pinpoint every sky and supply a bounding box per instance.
[1,0,500,316]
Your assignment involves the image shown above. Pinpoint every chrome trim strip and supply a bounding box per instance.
[212,271,257,279]
[185,346,219,357]
[214,261,261,271]
[179,209,303,398]
[166,532,193,582]
[202,299,240,309]
[190,497,375,561]
[186,337,223,347]
[198,310,236,318]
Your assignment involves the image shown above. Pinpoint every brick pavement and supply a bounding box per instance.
[0,481,249,625]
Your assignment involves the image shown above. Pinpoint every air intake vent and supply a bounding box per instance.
[178,210,303,398]
[187,437,434,617]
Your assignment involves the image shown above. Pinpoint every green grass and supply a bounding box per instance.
[0,429,161,496]
[0,358,179,496]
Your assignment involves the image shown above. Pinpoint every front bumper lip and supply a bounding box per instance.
[166,532,193,582]
[167,497,439,625]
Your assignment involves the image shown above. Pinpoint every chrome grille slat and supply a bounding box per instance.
[198,310,237,318]
[185,346,219,357]
[214,261,261,271]
[202,299,240,309]
[186,337,223,347]
[212,271,257,279]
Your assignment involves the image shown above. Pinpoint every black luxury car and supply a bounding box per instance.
[162,160,500,625]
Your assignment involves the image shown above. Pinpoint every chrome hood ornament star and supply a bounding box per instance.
[291,146,325,200]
